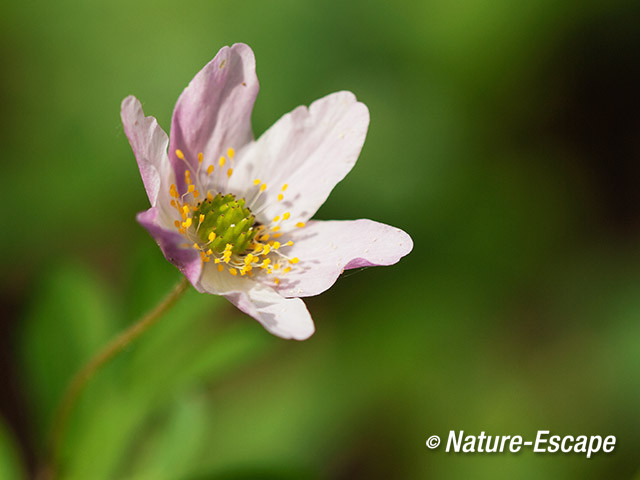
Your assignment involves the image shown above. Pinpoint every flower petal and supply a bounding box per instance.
[198,265,315,340]
[229,91,369,226]
[137,207,202,286]
[276,219,413,298]
[169,43,259,191]
[121,95,171,208]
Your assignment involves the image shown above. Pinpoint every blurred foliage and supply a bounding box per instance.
[1,0,640,478]
[0,419,24,480]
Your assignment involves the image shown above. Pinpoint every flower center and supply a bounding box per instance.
[193,193,257,255]
[168,148,304,283]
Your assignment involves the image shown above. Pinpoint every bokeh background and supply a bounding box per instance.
[1,0,640,478]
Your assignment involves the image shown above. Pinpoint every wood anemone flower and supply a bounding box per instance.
[121,43,413,340]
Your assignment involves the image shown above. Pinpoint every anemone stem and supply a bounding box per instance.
[39,276,191,479]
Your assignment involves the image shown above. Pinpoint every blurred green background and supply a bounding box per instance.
[1,0,640,478]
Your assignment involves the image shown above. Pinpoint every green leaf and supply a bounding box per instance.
[0,418,26,480]
[18,261,119,439]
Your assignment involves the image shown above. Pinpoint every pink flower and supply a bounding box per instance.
[121,43,412,340]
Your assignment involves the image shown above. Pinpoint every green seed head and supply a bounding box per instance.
[194,193,257,254]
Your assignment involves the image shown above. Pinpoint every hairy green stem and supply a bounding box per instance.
[39,277,190,479]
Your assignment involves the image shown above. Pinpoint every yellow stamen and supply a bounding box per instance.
[260,183,267,192]
[290,257,299,264]
[283,212,290,220]
[187,184,195,193]
[296,222,306,228]
[273,215,280,223]
[217,264,224,272]
[281,184,288,191]
[227,147,235,159]
[175,149,185,159]
[227,168,233,178]
[229,268,238,276]
[207,165,214,175]
[277,193,284,201]
[253,178,261,185]
[219,156,226,167]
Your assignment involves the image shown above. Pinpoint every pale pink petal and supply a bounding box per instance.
[275,219,413,298]
[228,91,369,226]
[198,266,315,340]
[137,208,202,285]
[121,95,172,208]
[169,43,259,192]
